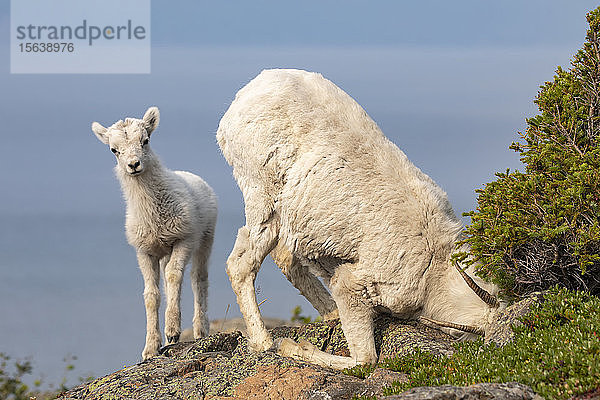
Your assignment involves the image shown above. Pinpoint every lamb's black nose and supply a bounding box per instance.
[128,160,141,170]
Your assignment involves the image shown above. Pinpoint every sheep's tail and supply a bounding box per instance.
[419,316,484,336]
[454,262,499,308]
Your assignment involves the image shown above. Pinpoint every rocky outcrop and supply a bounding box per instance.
[60,317,452,399]
[59,296,542,400]
[485,292,545,346]
[384,382,542,400]
[179,317,301,341]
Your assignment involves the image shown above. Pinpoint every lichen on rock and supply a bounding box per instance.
[59,296,541,400]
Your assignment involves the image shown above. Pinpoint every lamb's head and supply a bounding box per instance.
[92,106,160,176]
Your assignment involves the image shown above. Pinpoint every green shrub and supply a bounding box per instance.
[290,306,323,324]
[0,353,91,400]
[379,288,600,399]
[457,6,600,297]
[0,353,33,400]
[343,363,377,379]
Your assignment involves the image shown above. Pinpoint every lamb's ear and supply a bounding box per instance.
[92,122,109,144]
[143,106,160,135]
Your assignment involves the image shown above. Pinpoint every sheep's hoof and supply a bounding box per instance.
[323,309,340,321]
[274,338,304,359]
[275,338,322,363]
[275,338,298,357]
[247,337,274,353]
[167,334,180,344]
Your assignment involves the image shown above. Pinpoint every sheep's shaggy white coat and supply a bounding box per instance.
[217,69,499,369]
[93,107,217,360]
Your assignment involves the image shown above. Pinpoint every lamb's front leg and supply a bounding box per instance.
[164,241,194,344]
[137,252,161,360]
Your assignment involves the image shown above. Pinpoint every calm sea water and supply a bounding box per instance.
[0,211,316,388]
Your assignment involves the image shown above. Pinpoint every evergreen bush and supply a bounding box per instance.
[458,7,600,296]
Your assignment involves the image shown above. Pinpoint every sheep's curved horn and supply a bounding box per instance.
[419,316,484,336]
[454,263,499,308]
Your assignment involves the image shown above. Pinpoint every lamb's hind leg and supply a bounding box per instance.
[277,263,377,369]
[227,223,278,352]
[270,242,338,320]
[137,252,161,360]
[164,240,194,344]
[191,233,213,338]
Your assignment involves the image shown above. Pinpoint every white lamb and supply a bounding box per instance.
[217,69,501,370]
[92,107,217,360]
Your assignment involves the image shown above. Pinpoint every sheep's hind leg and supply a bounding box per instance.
[227,224,278,352]
[164,241,194,344]
[276,263,377,369]
[138,252,162,360]
[270,242,338,320]
[191,233,213,338]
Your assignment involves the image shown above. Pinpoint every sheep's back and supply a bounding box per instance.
[217,69,462,260]
[218,70,383,213]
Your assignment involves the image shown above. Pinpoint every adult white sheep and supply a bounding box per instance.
[217,69,502,370]
[92,107,217,360]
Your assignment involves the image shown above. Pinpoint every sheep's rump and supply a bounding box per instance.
[217,69,461,273]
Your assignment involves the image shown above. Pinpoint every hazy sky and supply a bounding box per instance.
[0,1,598,217]
[148,1,597,47]
[1,0,599,388]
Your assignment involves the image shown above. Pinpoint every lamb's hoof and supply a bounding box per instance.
[193,330,209,340]
[167,334,180,344]
[193,322,209,339]
[142,346,160,361]
[141,337,162,360]
[158,343,178,356]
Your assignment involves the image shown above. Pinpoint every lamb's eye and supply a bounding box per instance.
[142,138,149,146]
[111,148,118,154]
